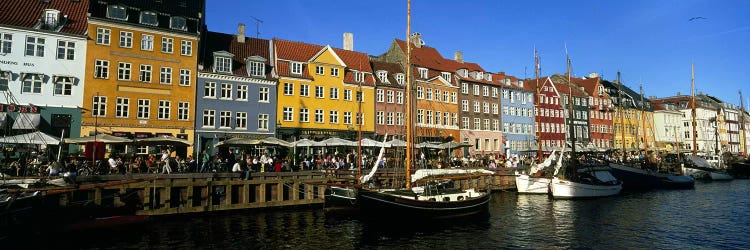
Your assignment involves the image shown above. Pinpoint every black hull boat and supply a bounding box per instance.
[608,162,661,191]
[357,185,490,220]
[324,186,358,212]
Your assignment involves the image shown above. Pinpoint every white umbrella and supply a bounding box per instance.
[292,138,325,147]
[415,142,442,149]
[385,139,406,147]
[359,138,386,147]
[321,137,356,146]
[0,131,60,145]
[63,134,132,144]
[134,135,190,146]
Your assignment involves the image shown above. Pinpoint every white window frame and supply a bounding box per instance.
[115,97,129,118]
[96,27,110,45]
[158,100,171,120]
[56,40,75,60]
[220,83,232,100]
[139,64,152,82]
[180,40,192,56]
[159,67,172,84]
[219,111,232,128]
[141,34,153,51]
[258,113,269,131]
[237,85,248,101]
[258,87,269,102]
[202,109,215,127]
[236,112,247,129]
[118,62,131,80]
[119,31,132,48]
[178,102,189,121]
[204,82,216,98]
[179,69,191,86]
[291,62,302,75]
[161,37,173,53]
[95,60,109,79]
[137,99,150,119]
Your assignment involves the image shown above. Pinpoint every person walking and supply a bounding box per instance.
[161,149,172,174]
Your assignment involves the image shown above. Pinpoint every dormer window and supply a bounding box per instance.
[518,80,524,87]
[213,51,234,74]
[476,72,483,80]
[107,5,127,20]
[598,85,605,96]
[457,69,468,78]
[290,62,302,75]
[485,74,492,81]
[395,73,405,85]
[246,56,267,77]
[441,72,451,82]
[354,71,365,82]
[140,11,158,26]
[376,71,388,83]
[42,9,61,30]
[418,68,428,79]
[170,16,187,31]
[504,79,511,86]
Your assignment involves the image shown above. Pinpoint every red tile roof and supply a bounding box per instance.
[274,38,374,86]
[371,60,405,88]
[550,75,589,97]
[200,31,273,79]
[0,0,89,36]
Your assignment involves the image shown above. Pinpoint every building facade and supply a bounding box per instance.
[570,75,614,149]
[456,67,501,157]
[371,60,405,139]
[653,95,719,154]
[81,0,204,157]
[653,104,685,151]
[0,0,89,153]
[274,38,375,141]
[551,75,591,148]
[527,77,565,156]
[499,75,535,156]
[602,79,655,151]
[195,29,276,154]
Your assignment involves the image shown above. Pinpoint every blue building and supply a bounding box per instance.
[195,26,277,154]
[499,76,536,156]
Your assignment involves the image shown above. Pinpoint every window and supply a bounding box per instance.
[96,28,110,45]
[483,102,490,113]
[56,40,75,60]
[203,109,215,127]
[315,86,324,98]
[161,37,173,53]
[451,92,457,103]
[95,60,109,79]
[396,112,403,125]
[179,69,190,86]
[474,118,481,130]
[139,64,152,82]
[474,101,480,113]
[330,68,339,77]
[484,119,490,131]
[93,96,107,117]
[425,88,432,100]
[354,72,365,82]
[219,111,232,128]
[140,11,158,26]
[283,107,294,121]
[204,82,216,98]
[377,89,384,102]
[170,16,187,31]
[258,114,269,130]
[178,102,189,120]
[180,40,192,56]
[377,111,384,125]
[483,86,489,96]
[418,68,428,78]
[249,61,264,77]
[283,83,294,95]
[397,91,404,104]
[215,56,231,73]
[492,87,498,97]
[330,87,339,99]
[25,36,44,57]
[387,112,394,125]
[417,109,424,124]
[141,34,153,51]
[115,97,129,118]
[417,87,423,99]
[137,99,150,119]
[160,67,172,84]
[54,77,73,96]
[0,33,12,54]
[386,90,394,103]
[236,112,247,129]
[316,66,324,75]
[462,117,469,129]
[443,91,449,103]
[300,84,309,97]
[329,110,339,124]
[119,31,132,48]
[21,74,43,94]
[441,72,451,82]
[492,103,499,114]
[377,71,388,82]
[299,108,309,122]
[473,85,480,95]
[395,74,404,85]
[118,62,131,80]
[493,120,499,131]
[344,89,352,101]
[258,86,269,102]
[356,91,363,102]
[220,83,232,99]
[107,5,127,20]
[158,100,170,120]
[315,109,324,123]
[291,62,302,75]
[462,100,469,112]
[344,112,352,124]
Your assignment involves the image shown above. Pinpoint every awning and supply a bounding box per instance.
[53,75,77,84]
[20,72,45,80]
[12,113,41,130]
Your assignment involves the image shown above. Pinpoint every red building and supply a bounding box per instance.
[525,77,565,156]
[570,74,614,149]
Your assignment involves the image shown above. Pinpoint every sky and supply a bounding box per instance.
[206,0,750,108]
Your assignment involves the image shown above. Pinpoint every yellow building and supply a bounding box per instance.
[82,1,203,157]
[274,39,375,141]
[614,108,655,151]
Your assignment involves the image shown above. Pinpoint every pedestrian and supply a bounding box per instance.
[200,149,210,173]
[161,149,172,174]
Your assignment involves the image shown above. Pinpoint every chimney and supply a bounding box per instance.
[343,32,353,51]
[410,32,423,48]
[237,23,245,43]
[454,51,463,63]
[589,72,598,78]
[677,91,681,96]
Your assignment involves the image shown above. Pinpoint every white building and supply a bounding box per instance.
[653,108,683,151]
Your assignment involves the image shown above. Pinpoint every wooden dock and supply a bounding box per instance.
[47,169,516,216]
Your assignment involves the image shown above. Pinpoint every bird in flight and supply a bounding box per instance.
[689,17,707,21]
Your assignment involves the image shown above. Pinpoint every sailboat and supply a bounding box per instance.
[356,0,491,220]
[680,64,734,181]
[548,53,622,199]
[515,50,553,194]
[607,76,694,190]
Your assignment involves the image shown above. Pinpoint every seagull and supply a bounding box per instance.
[689,17,707,21]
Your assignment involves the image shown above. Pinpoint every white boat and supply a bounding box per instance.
[515,151,556,194]
[549,165,622,199]
[683,155,734,181]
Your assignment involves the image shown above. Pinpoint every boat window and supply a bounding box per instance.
[443,197,450,202]
[457,196,464,200]
[429,198,436,201]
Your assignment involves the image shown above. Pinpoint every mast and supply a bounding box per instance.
[404,0,413,189]
[567,53,575,158]
[740,90,746,156]
[357,78,363,186]
[640,84,647,151]
[691,64,697,156]
[535,50,542,158]
[618,71,625,162]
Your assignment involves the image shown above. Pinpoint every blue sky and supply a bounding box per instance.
[207,0,750,107]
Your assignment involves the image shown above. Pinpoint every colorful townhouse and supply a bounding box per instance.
[195,27,277,154]
[602,79,655,151]
[551,74,591,148]
[652,94,718,154]
[525,77,565,156]
[0,0,89,153]
[273,37,375,141]
[499,74,535,156]
[652,102,685,151]
[454,59,502,157]
[371,60,406,138]
[570,74,614,149]
[82,0,204,157]
[374,34,460,146]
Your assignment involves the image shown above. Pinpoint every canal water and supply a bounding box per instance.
[13,180,750,249]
